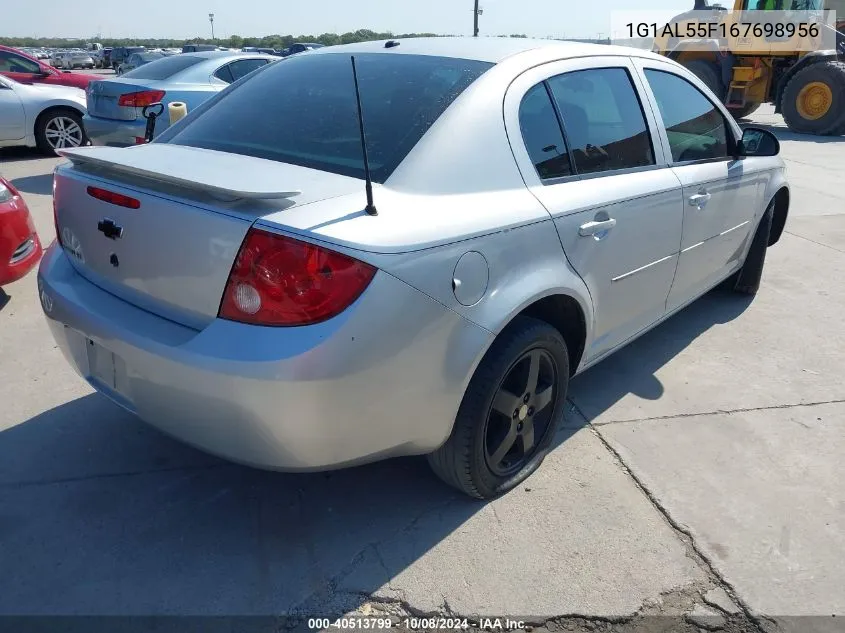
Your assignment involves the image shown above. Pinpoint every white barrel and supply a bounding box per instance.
[168,102,188,124]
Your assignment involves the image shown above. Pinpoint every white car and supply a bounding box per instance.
[0,75,88,155]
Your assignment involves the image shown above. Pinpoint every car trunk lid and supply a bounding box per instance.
[54,144,364,330]
[86,79,160,121]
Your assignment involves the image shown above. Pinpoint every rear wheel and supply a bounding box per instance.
[781,61,845,135]
[427,316,569,499]
[35,109,87,156]
[681,59,726,101]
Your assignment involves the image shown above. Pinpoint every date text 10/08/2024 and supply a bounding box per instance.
[308,618,527,630]
[626,21,820,39]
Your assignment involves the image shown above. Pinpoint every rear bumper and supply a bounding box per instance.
[83,115,145,147]
[37,244,492,471]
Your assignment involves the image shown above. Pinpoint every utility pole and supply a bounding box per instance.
[209,13,215,41]
[473,0,480,37]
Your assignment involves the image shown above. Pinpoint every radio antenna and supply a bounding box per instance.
[350,56,377,216]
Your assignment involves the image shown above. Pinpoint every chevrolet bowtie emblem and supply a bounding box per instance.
[97,218,123,240]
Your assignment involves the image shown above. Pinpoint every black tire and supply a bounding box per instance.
[730,102,761,120]
[35,108,88,156]
[781,61,845,135]
[682,59,726,102]
[728,204,774,295]
[427,316,570,499]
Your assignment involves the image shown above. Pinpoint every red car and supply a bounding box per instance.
[0,177,43,286]
[0,45,100,90]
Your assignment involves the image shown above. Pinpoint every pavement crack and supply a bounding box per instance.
[489,503,504,527]
[0,462,228,490]
[290,496,460,615]
[589,398,845,426]
[569,399,778,633]
[784,230,845,254]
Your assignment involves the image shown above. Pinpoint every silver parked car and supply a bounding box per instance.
[84,51,276,146]
[116,51,166,75]
[0,75,88,154]
[39,38,789,498]
[61,52,95,70]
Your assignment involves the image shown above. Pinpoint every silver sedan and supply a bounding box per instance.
[61,52,95,70]
[0,75,87,154]
[83,51,277,147]
[39,38,789,498]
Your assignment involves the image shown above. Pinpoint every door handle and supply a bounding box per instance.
[579,218,617,237]
[688,193,712,207]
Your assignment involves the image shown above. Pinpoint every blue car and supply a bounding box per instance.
[84,51,276,147]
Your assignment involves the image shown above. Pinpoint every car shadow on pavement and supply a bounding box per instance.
[9,173,54,196]
[0,147,49,163]
[0,391,486,617]
[564,287,755,429]
[0,288,749,619]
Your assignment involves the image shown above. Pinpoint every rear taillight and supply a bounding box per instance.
[219,229,376,326]
[87,186,141,209]
[118,90,166,108]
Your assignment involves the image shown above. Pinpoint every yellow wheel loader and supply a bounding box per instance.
[653,0,845,135]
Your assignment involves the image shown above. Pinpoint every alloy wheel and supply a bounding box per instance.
[483,348,558,477]
[44,116,83,149]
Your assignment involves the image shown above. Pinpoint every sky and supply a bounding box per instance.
[6,0,693,40]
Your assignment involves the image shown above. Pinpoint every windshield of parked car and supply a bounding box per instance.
[71,53,90,59]
[163,52,493,182]
[122,54,205,80]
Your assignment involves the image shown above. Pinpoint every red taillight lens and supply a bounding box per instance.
[86,186,141,209]
[117,89,166,108]
[219,229,377,326]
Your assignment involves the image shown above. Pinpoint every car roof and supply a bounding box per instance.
[0,44,41,62]
[185,50,252,59]
[309,36,665,65]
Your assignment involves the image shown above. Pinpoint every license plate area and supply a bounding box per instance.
[85,337,130,399]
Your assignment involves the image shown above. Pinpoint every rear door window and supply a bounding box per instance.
[164,53,493,182]
[213,64,234,83]
[518,83,573,180]
[123,55,205,80]
[227,58,270,82]
[547,68,655,175]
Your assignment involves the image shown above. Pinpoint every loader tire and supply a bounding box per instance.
[730,102,761,119]
[781,61,845,136]
[681,60,726,101]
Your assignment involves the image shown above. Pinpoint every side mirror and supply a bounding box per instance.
[737,127,780,157]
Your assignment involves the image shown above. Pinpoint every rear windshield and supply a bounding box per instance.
[163,52,493,182]
[123,54,204,80]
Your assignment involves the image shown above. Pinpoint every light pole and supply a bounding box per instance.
[208,13,215,41]
[473,1,483,37]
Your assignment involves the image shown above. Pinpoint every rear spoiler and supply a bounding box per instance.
[57,145,302,201]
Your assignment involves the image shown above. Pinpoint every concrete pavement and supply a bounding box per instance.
[0,106,843,632]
